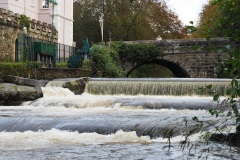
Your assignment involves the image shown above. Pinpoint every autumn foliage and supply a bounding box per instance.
[73,0,187,45]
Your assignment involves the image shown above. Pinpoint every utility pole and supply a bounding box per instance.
[99,0,104,42]
[49,0,58,44]
[99,13,104,42]
[49,0,58,67]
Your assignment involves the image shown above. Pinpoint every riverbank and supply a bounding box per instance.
[0,83,38,105]
[0,76,48,105]
[0,76,89,105]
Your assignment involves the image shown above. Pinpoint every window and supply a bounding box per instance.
[31,0,35,7]
[42,0,49,8]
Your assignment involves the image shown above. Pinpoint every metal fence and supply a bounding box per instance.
[57,43,76,63]
[17,34,76,64]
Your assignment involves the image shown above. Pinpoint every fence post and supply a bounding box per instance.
[58,43,60,63]
[53,47,57,68]
[64,45,66,62]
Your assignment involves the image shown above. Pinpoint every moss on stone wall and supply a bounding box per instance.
[0,62,100,81]
[0,8,58,62]
[20,15,30,30]
[0,62,42,81]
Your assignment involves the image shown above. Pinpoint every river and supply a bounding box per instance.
[0,78,239,159]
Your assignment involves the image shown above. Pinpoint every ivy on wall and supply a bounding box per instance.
[111,41,163,63]
[89,42,163,77]
[0,62,42,81]
[20,15,30,31]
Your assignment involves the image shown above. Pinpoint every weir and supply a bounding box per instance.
[0,78,239,159]
[38,78,235,111]
[86,78,232,96]
[45,78,82,87]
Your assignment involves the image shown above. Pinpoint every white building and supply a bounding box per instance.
[0,0,74,46]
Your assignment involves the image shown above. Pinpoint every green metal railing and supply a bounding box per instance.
[34,42,57,56]
[16,34,76,66]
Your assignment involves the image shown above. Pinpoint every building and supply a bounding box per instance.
[0,0,74,46]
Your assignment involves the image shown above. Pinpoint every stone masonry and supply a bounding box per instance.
[123,38,237,78]
[0,8,58,62]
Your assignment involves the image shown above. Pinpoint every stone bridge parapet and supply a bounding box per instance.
[123,38,236,78]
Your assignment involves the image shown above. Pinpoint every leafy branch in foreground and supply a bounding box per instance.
[184,0,240,148]
[195,81,240,148]
[180,115,239,152]
[205,80,240,131]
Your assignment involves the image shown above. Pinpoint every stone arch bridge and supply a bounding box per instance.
[122,38,233,78]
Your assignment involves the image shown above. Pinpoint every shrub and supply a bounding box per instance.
[0,62,42,80]
[91,45,124,77]
[56,62,68,68]
[115,42,163,63]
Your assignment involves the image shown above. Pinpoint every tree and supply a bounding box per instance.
[185,0,240,148]
[211,0,240,41]
[73,0,187,45]
[195,0,240,41]
[211,0,240,133]
[193,0,220,38]
[73,0,102,47]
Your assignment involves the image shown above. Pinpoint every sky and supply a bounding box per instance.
[165,0,209,26]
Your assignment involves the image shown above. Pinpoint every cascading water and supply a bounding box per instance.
[0,78,239,159]
[86,78,231,96]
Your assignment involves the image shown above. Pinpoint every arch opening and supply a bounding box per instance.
[126,59,191,78]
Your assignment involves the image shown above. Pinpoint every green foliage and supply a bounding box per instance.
[180,0,240,149]
[82,59,92,70]
[73,1,101,46]
[56,62,68,68]
[0,62,42,80]
[194,0,240,41]
[211,0,240,41]
[205,0,240,132]
[73,0,187,45]
[109,41,124,51]
[193,2,220,38]
[20,15,30,30]
[91,45,124,77]
[91,42,164,78]
[53,61,92,70]
[116,43,163,63]
[110,41,165,77]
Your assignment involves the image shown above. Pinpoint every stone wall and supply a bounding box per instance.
[35,68,102,80]
[122,38,233,78]
[0,8,58,62]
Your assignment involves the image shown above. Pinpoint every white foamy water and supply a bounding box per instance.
[0,85,239,159]
[0,128,228,150]
[42,87,75,97]
[32,87,217,110]
[0,129,151,150]
[0,128,238,160]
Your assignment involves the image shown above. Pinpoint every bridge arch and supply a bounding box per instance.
[126,59,191,78]
[122,38,231,78]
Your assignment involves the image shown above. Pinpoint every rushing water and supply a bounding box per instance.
[86,78,231,96]
[0,78,239,159]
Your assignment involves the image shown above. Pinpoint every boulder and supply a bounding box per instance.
[0,83,38,105]
[65,77,89,95]
[0,76,49,105]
